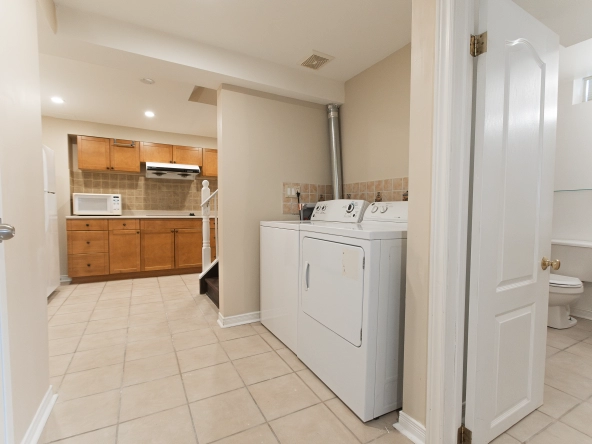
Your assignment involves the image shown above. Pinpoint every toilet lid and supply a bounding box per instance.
[549,274,582,288]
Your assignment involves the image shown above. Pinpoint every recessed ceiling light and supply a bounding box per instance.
[51,96,64,104]
[144,111,155,118]
[140,78,155,85]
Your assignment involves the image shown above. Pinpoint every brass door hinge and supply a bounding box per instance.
[458,425,472,444]
[470,32,487,57]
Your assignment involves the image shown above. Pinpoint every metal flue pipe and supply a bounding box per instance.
[327,104,343,199]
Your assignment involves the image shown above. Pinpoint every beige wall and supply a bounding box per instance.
[0,0,50,440]
[217,85,331,318]
[402,0,437,427]
[341,44,411,184]
[41,116,217,277]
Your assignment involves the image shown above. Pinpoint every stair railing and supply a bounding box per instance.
[201,180,218,269]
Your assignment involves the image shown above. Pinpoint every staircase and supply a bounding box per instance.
[199,180,219,308]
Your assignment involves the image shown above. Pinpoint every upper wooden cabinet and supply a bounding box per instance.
[140,142,173,164]
[173,146,202,166]
[77,136,110,171]
[110,139,140,172]
[202,149,218,177]
[77,136,140,172]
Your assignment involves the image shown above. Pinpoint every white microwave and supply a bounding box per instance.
[73,193,122,216]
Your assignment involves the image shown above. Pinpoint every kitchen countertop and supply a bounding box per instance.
[67,212,218,219]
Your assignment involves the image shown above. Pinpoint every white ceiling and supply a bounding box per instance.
[39,54,218,137]
[52,0,412,82]
[514,0,592,47]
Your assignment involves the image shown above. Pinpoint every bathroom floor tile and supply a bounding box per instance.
[529,421,592,444]
[183,362,244,402]
[117,406,197,444]
[325,397,387,442]
[122,352,180,386]
[538,385,581,418]
[248,373,320,421]
[260,332,286,350]
[190,388,265,443]
[276,347,306,371]
[560,400,592,437]
[233,351,292,386]
[48,323,87,341]
[213,324,258,342]
[507,410,554,442]
[168,316,209,335]
[58,364,123,402]
[269,403,359,444]
[125,336,174,361]
[67,344,125,373]
[213,424,278,444]
[296,369,335,401]
[172,328,218,351]
[77,329,127,351]
[119,375,187,422]
[44,391,120,442]
[127,321,170,343]
[177,343,229,373]
[221,335,272,360]
[45,426,117,444]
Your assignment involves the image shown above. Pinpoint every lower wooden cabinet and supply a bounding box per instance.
[109,230,141,273]
[141,230,175,271]
[67,218,217,279]
[175,229,202,268]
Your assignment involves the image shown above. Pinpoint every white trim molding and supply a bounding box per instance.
[217,311,260,328]
[395,411,426,444]
[571,308,592,321]
[20,386,57,444]
[426,0,475,443]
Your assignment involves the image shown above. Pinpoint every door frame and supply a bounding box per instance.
[426,0,476,443]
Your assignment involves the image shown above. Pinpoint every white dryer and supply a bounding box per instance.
[298,200,407,422]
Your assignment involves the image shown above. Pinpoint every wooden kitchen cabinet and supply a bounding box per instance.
[68,231,109,255]
[110,139,140,172]
[109,230,141,273]
[77,136,140,172]
[141,230,175,271]
[202,149,218,177]
[68,253,109,277]
[175,229,202,268]
[67,219,109,231]
[77,136,110,171]
[173,146,202,166]
[140,142,173,164]
[108,219,139,230]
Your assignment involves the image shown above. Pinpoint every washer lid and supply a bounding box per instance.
[549,274,582,288]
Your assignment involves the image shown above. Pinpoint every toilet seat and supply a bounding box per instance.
[549,274,583,294]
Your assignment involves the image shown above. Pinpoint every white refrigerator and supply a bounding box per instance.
[43,145,60,297]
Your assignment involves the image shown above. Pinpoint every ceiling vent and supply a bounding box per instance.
[301,51,334,70]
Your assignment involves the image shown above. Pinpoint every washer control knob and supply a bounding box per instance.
[371,206,378,213]
[380,206,388,213]
[346,203,355,213]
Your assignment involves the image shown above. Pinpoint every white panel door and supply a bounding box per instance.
[465,0,559,442]
[301,237,365,347]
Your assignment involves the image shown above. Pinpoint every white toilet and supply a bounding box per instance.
[548,274,583,329]
[547,240,592,329]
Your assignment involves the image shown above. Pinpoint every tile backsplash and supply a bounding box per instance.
[282,177,408,215]
[344,177,408,202]
[70,171,217,212]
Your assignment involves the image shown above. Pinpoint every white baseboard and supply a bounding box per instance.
[571,308,592,321]
[21,385,58,444]
[394,411,426,444]
[217,311,260,328]
[60,275,72,284]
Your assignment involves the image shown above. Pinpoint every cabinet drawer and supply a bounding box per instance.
[108,219,139,230]
[67,219,109,231]
[68,253,109,277]
[68,231,109,254]
[140,219,202,230]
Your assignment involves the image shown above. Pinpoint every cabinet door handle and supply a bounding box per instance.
[136,231,140,234]
[87,264,91,267]
[123,223,126,226]
[86,241,90,244]
[112,139,135,147]
[85,224,89,227]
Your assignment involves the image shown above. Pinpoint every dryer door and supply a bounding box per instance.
[301,237,365,347]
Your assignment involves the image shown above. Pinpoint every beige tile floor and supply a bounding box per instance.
[41,275,411,444]
[493,316,592,444]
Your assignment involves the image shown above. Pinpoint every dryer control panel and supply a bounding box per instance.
[363,201,408,222]
[311,199,369,222]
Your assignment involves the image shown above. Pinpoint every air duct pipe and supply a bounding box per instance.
[327,104,343,199]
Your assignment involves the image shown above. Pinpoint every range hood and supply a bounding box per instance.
[145,162,201,180]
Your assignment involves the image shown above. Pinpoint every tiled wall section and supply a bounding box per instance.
[345,177,409,202]
[70,171,218,211]
[282,182,333,214]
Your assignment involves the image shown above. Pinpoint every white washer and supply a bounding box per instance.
[260,220,309,353]
[298,200,407,421]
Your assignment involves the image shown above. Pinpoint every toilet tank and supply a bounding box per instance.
[551,240,592,282]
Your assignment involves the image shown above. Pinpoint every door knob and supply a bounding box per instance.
[0,221,15,243]
[541,257,560,271]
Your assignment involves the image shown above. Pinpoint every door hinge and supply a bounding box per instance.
[458,425,472,444]
[470,32,487,57]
